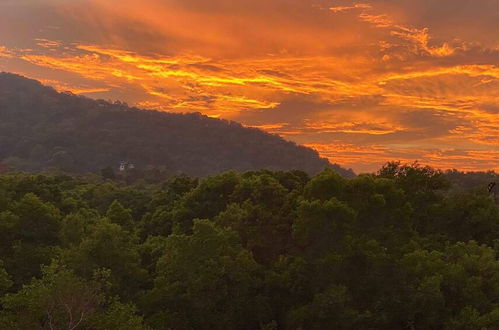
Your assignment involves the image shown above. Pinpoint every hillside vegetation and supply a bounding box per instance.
[0,73,353,177]
[0,162,497,329]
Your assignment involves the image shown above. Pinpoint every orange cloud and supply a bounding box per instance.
[0,0,498,173]
[0,46,12,58]
[330,3,372,13]
[306,143,499,174]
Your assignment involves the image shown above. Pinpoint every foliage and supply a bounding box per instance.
[0,73,353,177]
[0,263,148,329]
[0,163,497,329]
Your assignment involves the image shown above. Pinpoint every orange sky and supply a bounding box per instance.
[0,0,498,173]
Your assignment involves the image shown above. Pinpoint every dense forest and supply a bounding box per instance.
[0,162,497,329]
[0,73,353,177]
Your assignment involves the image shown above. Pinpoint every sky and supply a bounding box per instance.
[0,0,498,173]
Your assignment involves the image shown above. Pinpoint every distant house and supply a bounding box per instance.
[488,182,499,204]
[119,161,135,172]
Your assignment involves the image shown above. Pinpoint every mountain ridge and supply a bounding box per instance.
[0,72,354,177]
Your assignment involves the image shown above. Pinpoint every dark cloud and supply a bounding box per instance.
[234,96,332,126]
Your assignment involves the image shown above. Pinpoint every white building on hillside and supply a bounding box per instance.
[119,161,135,172]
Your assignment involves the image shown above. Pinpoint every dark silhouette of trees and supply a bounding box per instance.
[0,73,354,177]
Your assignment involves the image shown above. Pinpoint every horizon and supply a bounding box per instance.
[0,0,498,173]
[1,71,497,175]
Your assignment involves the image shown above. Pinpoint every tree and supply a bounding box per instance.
[106,200,134,229]
[93,298,151,330]
[100,167,116,180]
[293,198,357,257]
[378,162,451,235]
[143,220,270,329]
[61,219,146,299]
[431,191,499,245]
[394,242,499,329]
[59,209,100,247]
[287,285,360,329]
[304,168,346,201]
[5,193,61,285]
[169,171,241,233]
[216,173,294,263]
[0,260,12,294]
[0,263,150,330]
[0,263,104,329]
[13,193,60,245]
[0,167,497,329]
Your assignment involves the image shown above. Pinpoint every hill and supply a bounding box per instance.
[0,73,354,177]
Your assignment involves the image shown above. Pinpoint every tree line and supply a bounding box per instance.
[0,162,497,329]
[0,73,353,177]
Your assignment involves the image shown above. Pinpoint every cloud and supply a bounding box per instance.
[330,3,372,13]
[0,0,498,172]
[0,46,12,58]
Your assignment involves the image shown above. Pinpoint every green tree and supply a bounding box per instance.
[216,173,294,263]
[61,219,146,299]
[93,298,151,330]
[169,171,241,233]
[143,220,270,329]
[0,263,149,329]
[13,193,60,245]
[394,242,499,329]
[100,166,116,180]
[293,198,357,257]
[287,285,360,329]
[106,200,134,229]
[433,191,499,245]
[0,166,497,329]
[0,263,104,329]
[6,193,61,285]
[0,260,12,294]
[304,168,346,201]
[378,162,451,236]
[59,208,100,247]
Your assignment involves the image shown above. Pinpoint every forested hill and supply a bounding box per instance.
[0,73,354,177]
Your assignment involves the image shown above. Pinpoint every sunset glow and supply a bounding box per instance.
[1,0,498,172]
